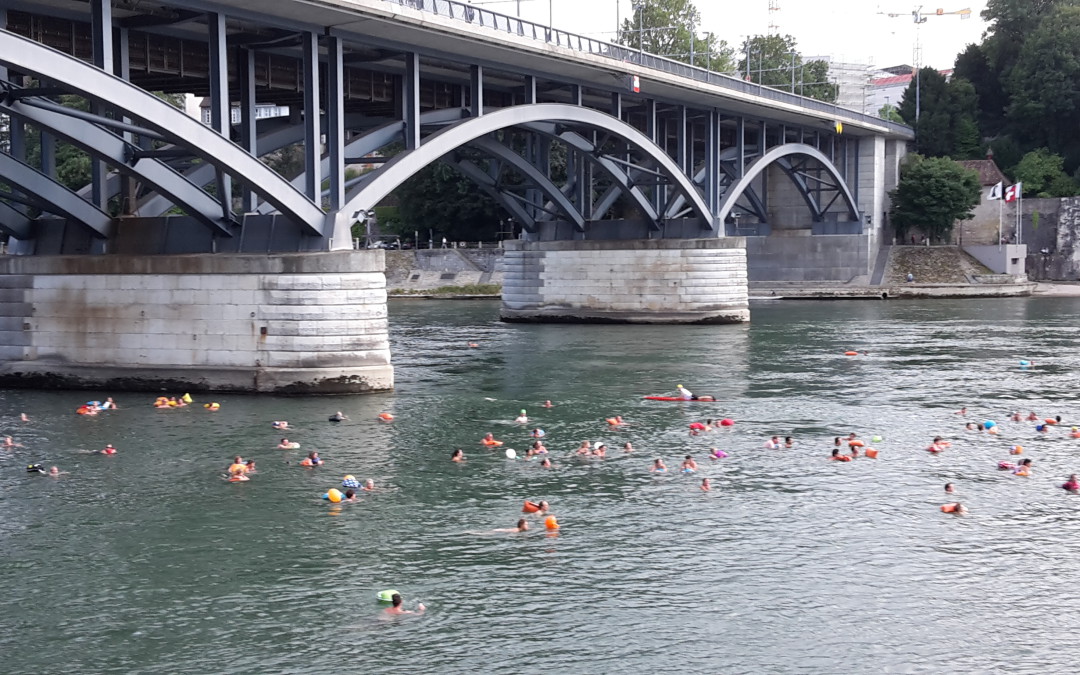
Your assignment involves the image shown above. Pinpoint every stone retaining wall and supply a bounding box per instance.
[501,238,749,324]
[0,251,392,393]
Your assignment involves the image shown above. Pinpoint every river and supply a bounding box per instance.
[3,297,1080,674]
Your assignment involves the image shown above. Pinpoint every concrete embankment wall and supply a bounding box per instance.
[501,238,749,324]
[745,234,871,282]
[1022,197,1080,281]
[0,251,392,393]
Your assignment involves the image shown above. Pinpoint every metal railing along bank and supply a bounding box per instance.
[381,0,913,137]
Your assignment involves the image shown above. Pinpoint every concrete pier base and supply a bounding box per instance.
[501,238,749,324]
[0,251,392,394]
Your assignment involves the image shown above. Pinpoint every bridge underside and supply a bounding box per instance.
[0,0,885,255]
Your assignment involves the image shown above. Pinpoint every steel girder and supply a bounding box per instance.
[0,198,33,239]
[0,152,112,236]
[715,144,861,227]
[0,28,324,236]
[0,99,232,236]
[338,104,714,229]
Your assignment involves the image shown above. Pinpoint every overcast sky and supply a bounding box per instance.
[482,0,991,70]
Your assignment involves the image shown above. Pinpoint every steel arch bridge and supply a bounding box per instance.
[0,0,904,255]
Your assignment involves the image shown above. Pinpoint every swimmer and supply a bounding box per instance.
[244,459,256,474]
[593,444,607,458]
[926,437,946,453]
[1037,424,1049,434]
[20,413,29,422]
[363,479,375,491]
[482,432,502,446]
[701,478,711,492]
[651,458,667,473]
[272,421,290,430]
[1014,458,1033,476]
[784,436,794,449]
[575,440,592,456]
[491,518,530,533]
[528,440,548,456]
[99,444,117,455]
[688,422,707,436]
[1027,411,1038,421]
[955,407,967,415]
[539,457,552,468]
[942,502,968,514]
[451,448,465,462]
[383,593,425,615]
[709,448,728,459]
[300,451,323,467]
[277,438,297,449]
[101,397,118,410]
[1010,411,1022,422]
[830,448,851,462]
[623,442,633,453]
[47,466,67,477]
[763,436,780,449]
[329,411,348,422]
[530,428,546,438]
[682,455,698,472]
[847,432,858,442]
[1063,475,1080,492]
[849,446,860,458]
[833,436,842,447]
[342,489,358,502]
[514,410,528,424]
[965,422,977,431]
[542,400,554,408]
[945,483,955,494]
[227,456,246,474]
[3,436,17,448]
[607,415,626,427]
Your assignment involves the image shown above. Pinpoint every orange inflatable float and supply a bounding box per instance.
[844,351,858,356]
[378,412,394,422]
[522,500,542,513]
[482,438,504,447]
[544,515,559,530]
[848,440,865,448]
[941,503,962,513]
[864,448,879,459]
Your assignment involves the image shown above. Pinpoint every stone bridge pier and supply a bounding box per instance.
[0,251,392,394]
[501,239,749,324]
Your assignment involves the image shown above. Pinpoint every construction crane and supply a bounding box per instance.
[768,0,781,35]
[879,6,971,123]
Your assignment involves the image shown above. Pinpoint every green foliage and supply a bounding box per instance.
[898,70,981,158]
[616,0,734,72]
[1013,148,1066,195]
[889,154,982,241]
[392,161,506,241]
[1005,5,1080,170]
[878,104,904,123]
[953,44,1010,137]
[736,34,837,102]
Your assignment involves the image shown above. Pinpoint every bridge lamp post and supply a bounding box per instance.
[352,209,376,248]
[632,0,645,53]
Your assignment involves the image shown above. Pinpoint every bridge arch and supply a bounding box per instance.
[716,143,860,227]
[338,104,714,230]
[0,29,324,235]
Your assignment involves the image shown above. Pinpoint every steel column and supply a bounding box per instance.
[736,116,745,178]
[90,0,113,211]
[470,64,483,116]
[403,52,421,150]
[611,92,621,120]
[238,48,257,212]
[758,121,768,210]
[326,36,345,212]
[116,27,134,215]
[852,137,860,206]
[301,30,321,202]
[208,12,232,218]
[523,75,536,104]
[645,99,656,143]
[705,109,718,221]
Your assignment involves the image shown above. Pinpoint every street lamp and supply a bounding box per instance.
[351,209,376,248]
[632,0,645,53]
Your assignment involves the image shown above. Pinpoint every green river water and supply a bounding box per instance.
[3,297,1080,674]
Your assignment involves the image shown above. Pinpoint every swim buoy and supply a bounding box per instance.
[300,458,314,467]
[377,589,399,603]
[326,488,343,503]
[1010,445,1023,455]
[605,418,619,426]
[834,455,852,462]
[482,439,503,447]
[941,503,960,513]
[76,406,91,415]
[844,351,858,356]
[544,515,559,530]
[182,393,193,404]
[719,419,735,427]
[864,448,879,459]
[848,440,865,448]
[1045,419,1058,425]
[204,403,220,410]
[522,500,542,513]
[378,412,394,422]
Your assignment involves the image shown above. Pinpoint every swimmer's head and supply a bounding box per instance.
[517,518,528,531]
[945,483,955,493]
[391,593,402,607]
[345,488,355,499]
[685,455,692,460]
[49,466,59,475]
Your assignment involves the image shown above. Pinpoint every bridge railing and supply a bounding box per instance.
[381,0,913,137]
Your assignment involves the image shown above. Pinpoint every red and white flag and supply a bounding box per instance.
[1005,182,1022,203]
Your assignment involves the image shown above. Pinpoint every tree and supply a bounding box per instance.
[889,155,981,241]
[898,69,981,159]
[953,44,1009,137]
[736,34,837,102]
[1005,5,1080,172]
[1013,148,1079,197]
[878,103,904,123]
[616,0,734,72]
[391,161,506,242]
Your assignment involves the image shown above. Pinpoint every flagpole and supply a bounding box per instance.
[1018,188,1023,246]
[998,196,1003,250]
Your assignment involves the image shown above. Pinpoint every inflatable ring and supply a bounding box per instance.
[377,589,399,603]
